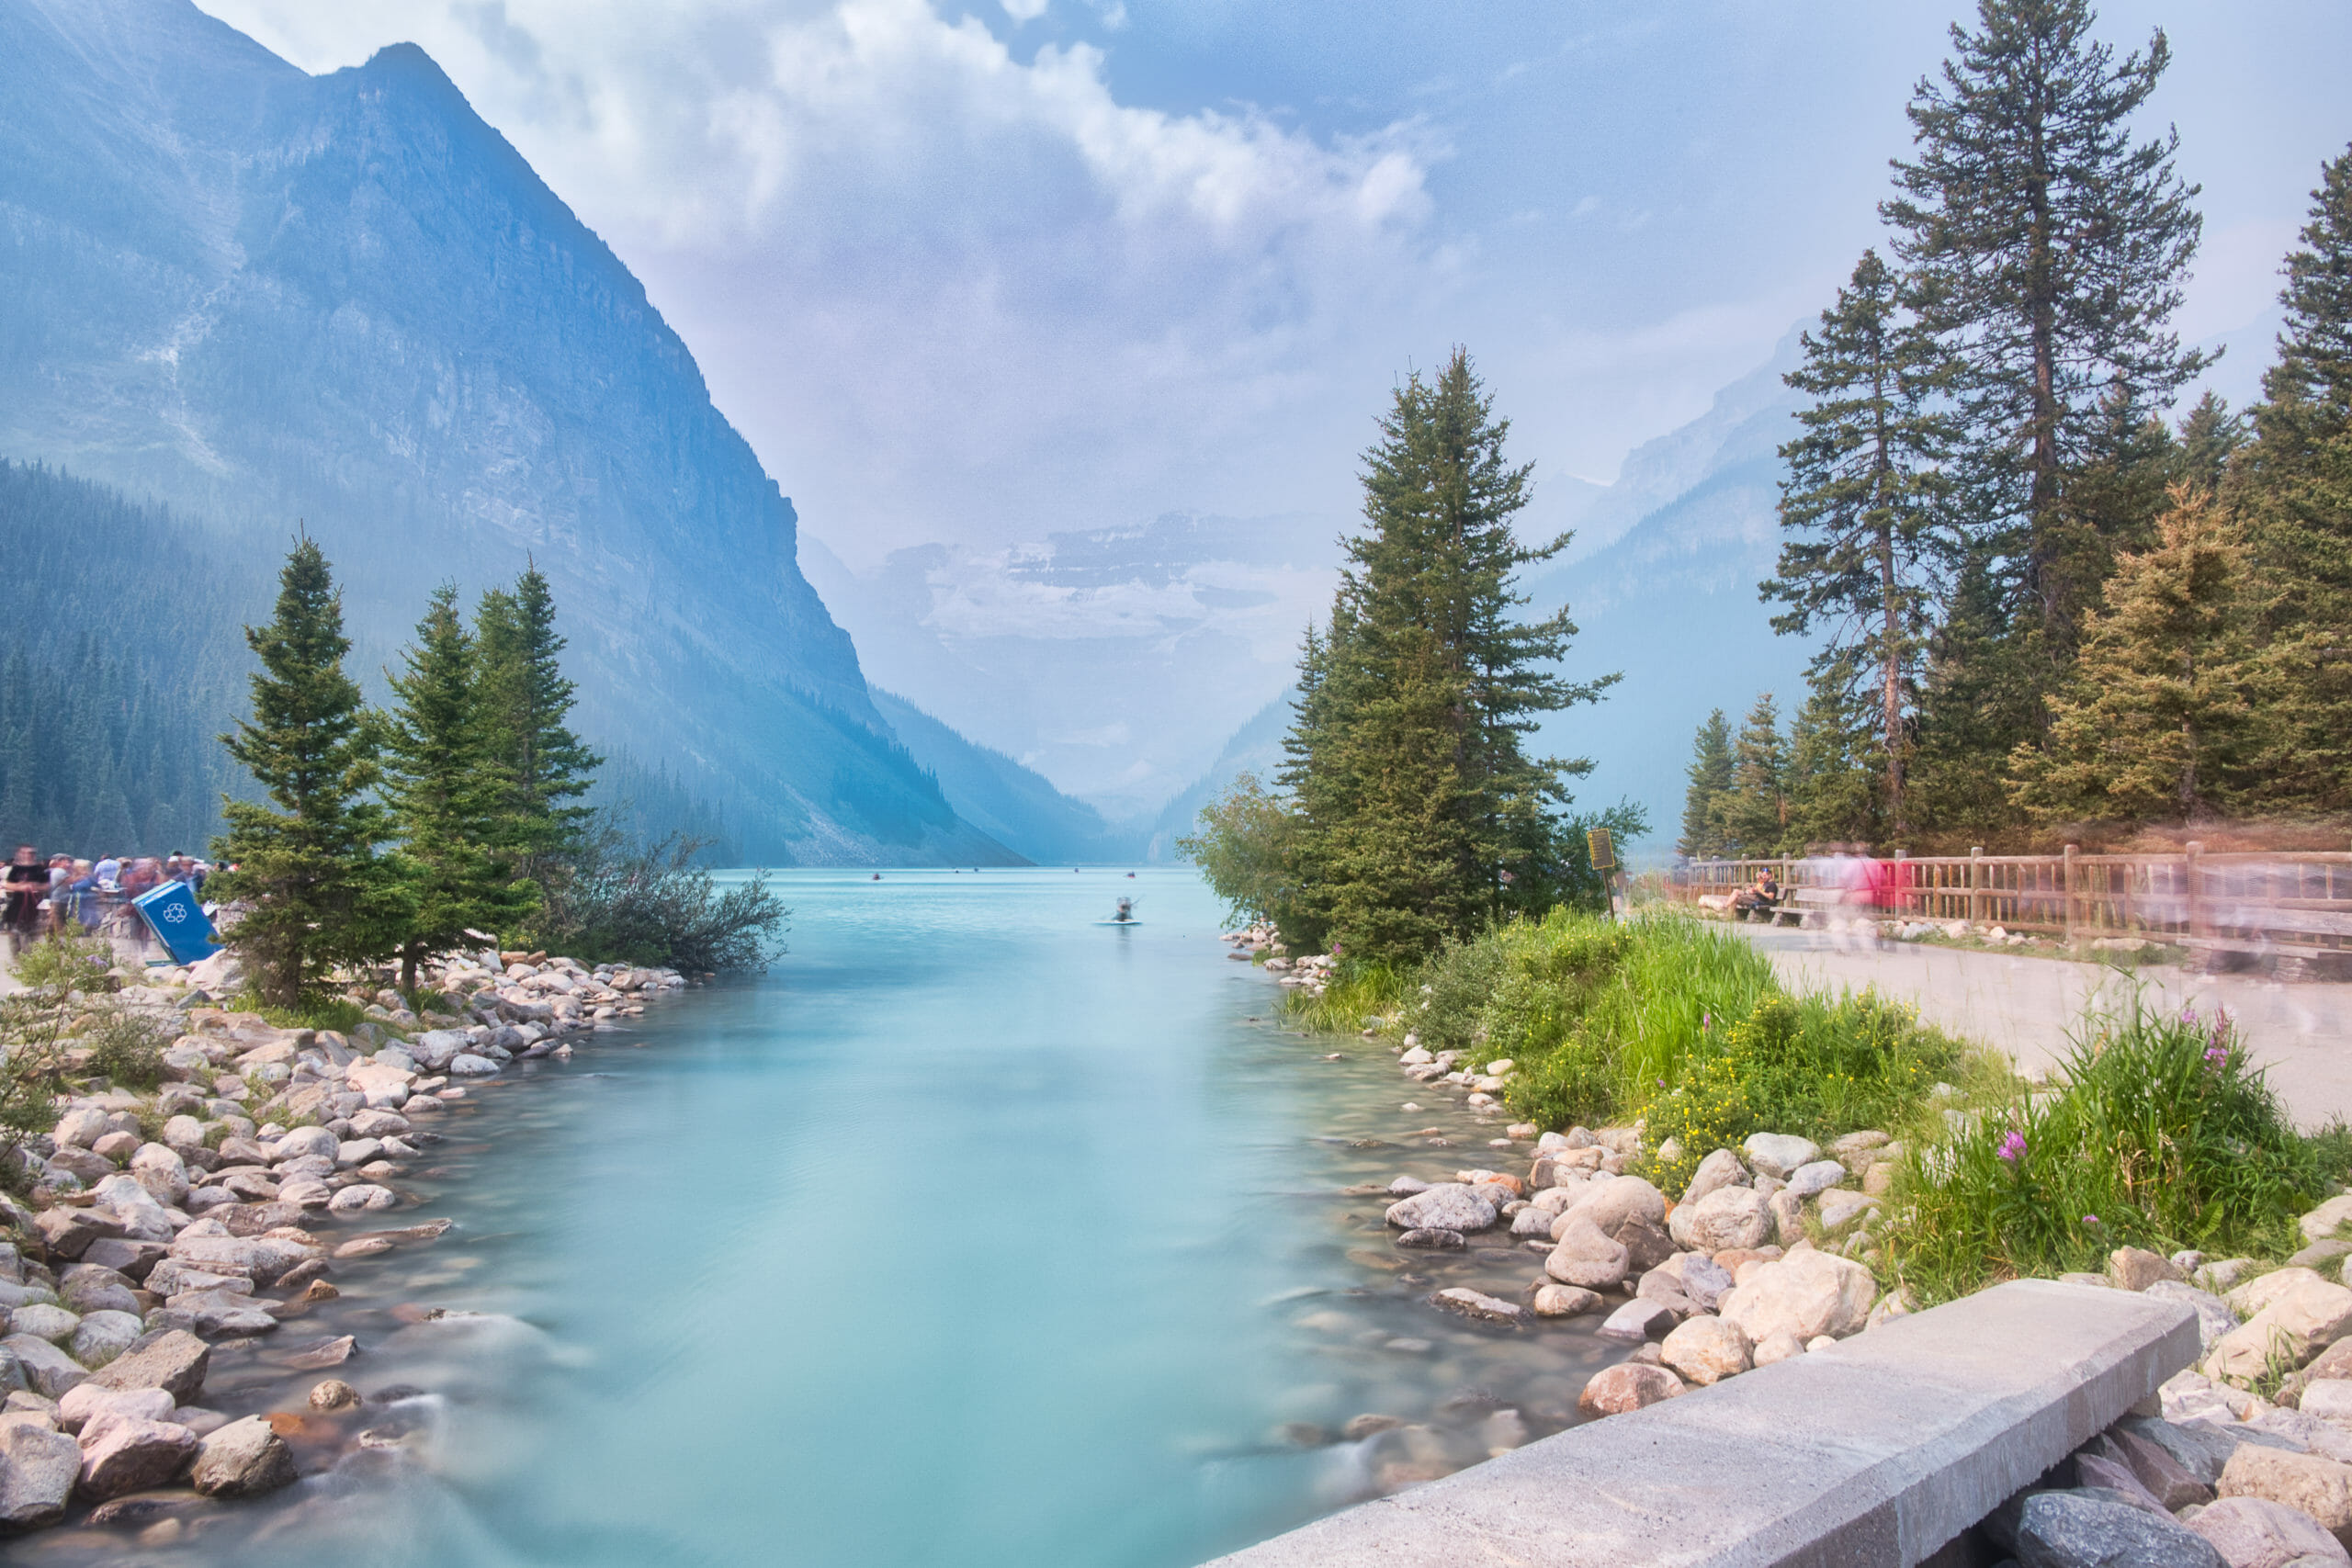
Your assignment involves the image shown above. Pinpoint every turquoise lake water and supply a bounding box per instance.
[38,868,1624,1568]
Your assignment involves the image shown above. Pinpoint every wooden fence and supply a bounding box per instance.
[1666,845,2352,959]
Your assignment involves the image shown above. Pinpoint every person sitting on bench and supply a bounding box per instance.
[1729,870,1781,919]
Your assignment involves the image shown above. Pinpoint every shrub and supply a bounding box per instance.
[1879,1000,2324,1304]
[528,823,788,973]
[84,1010,169,1090]
[1280,959,1404,1034]
[10,931,119,994]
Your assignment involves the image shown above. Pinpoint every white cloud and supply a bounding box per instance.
[196,0,1453,569]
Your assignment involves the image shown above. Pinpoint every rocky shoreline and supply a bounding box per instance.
[0,945,688,1542]
[1247,931,2352,1565]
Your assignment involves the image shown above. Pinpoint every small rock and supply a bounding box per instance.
[85,1330,209,1401]
[309,1379,360,1411]
[1395,1228,1464,1250]
[2145,1280,2242,1356]
[1532,1284,1602,1318]
[76,1416,201,1501]
[2110,1247,2189,1292]
[2220,1444,2352,1549]
[7,1304,80,1346]
[2301,1195,2352,1247]
[326,1183,401,1214]
[70,1311,144,1370]
[190,1414,299,1497]
[1384,1184,1497,1233]
[1815,1190,1881,1233]
[1668,1185,1774,1252]
[2013,1489,2229,1567]
[0,1420,80,1529]
[1596,1298,1677,1342]
[55,1383,173,1434]
[1783,1160,1848,1200]
[1430,1288,1523,1324]
[2,1335,87,1400]
[1576,1363,1684,1417]
[2186,1495,2351,1568]
[1659,1314,1751,1385]
[1680,1148,1748,1206]
[1719,1249,1877,1344]
[1752,1330,1804,1367]
[1544,1217,1630,1290]
[1741,1133,1822,1179]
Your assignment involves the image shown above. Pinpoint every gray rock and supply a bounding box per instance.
[167,1234,317,1287]
[1,1334,85,1399]
[2093,1430,2216,1512]
[1509,1206,1555,1238]
[273,1124,339,1162]
[335,1137,384,1168]
[85,1329,209,1401]
[447,1052,500,1076]
[31,1206,124,1260]
[1430,1288,1524,1324]
[2014,1489,2229,1567]
[58,1270,139,1318]
[71,1311,145,1370]
[0,1420,79,1529]
[409,1030,470,1070]
[1394,1228,1464,1249]
[1386,1176,1429,1197]
[326,1182,401,1213]
[1680,1148,1747,1206]
[346,1110,411,1140]
[1561,1176,1668,1236]
[1742,1133,1823,1179]
[1384,1184,1498,1233]
[77,1415,200,1500]
[190,1414,299,1497]
[1816,1189,1882,1232]
[2145,1280,2243,1355]
[164,1289,279,1337]
[51,1107,110,1149]
[1668,1185,1775,1251]
[1544,1217,1630,1290]
[89,1174,176,1242]
[6,1304,79,1346]
[56,1382,174,1434]
[128,1143,189,1207]
[1596,1297,1677,1342]
[1785,1159,1849,1199]
[1665,1253,1736,1313]
[2186,1495,2351,1568]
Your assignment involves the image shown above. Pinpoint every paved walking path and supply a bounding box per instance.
[1735,924,2352,1129]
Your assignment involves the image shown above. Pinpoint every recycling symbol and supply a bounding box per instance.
[160,904,187,924]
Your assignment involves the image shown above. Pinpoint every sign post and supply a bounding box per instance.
[1587,828,1623,921]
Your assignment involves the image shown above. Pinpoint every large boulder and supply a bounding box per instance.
[1784,1160,1849,1200]
[190,1415,298,1498]
[1659,1314,1752,1386]
[2143,1280,2240,1355]
[2303,1195,2352,1247]
[0,1421,80,1529]
[1742,1134,1823,1179]
[85,1330,209,1401]
[166,1234,318,1288]
[408,1030,471,1071]
[1383,1184,1498,1234]
[273,1125,339,1163]
[1668,1186,1775,1252]
[2228,1269,2328,1321]
[57,1382,174,1434]
[1576,1363,1684,1418]
[1544,1217,1630,1290]
[128,1144,189,1208]
[1680,1148,1747,1206]
[88,1176,175,1242]
[2187,1495,2352,1568]
[2,1334,87,1400]
[1720,1249,1879,1345]
[70,1312,144,1370]
[7,1304,79,1346]
[2206,1278,2352,1382]
[2221,1446,2352,1550]
[76,1415,199,1501]
[51,1108,110,1150]
[1554,1176,1668,1239]
[31,1206,125,1261]
[2012,1490,2228,1566]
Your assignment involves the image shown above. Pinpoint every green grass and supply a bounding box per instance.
[1878,998,2327,1304]
[1281,959,1405,1033]
[228,990,371,1035]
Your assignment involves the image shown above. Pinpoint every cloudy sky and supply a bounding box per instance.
[197,0,2350,575]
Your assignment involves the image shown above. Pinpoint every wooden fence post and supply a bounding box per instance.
[1970,846,1985,928]
[2185,840,2205,947]
[2063,844,2078,942]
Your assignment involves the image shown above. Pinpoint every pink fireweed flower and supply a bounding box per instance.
[1996,1131,2027,1164]
[2205,1045,2228,1069]
[2084,1214,2100,1225]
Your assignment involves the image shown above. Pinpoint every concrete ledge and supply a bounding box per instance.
[1204,1279,2198,1568]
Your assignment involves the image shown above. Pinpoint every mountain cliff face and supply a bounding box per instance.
[0,0,1014,864]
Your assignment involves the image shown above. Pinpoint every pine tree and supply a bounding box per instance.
[380,585,537,993]
[1714,694,1789,855]
[477,565,602,881]
[2175,391,2247,493]
[1677,709,1734,858]
[2009,488,2273,822]
[1272,349,1620,962]
[1883,0,2206,686]
[2236,143,2352,808]
[1767,249,1954,836]
[1782,672,1882,849]
[211,539,407,1008]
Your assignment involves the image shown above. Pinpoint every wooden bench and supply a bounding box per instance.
[2183,903,2352,981]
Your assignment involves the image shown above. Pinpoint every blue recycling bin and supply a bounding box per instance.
[133,881,223,965]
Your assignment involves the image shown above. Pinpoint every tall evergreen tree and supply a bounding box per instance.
[1272,349,1620,961]
[1715,694,1789,854]
[380,585,537,993]
[477,564,602,880]
[211,539,406,1008]
[1767,248,1955,836]
[2009,488,2273,822]
[2175,391,2247,493]
[2237,143,2352,808]
[1783,672,1882,849]
[1883,0,2205,683]
[1677,709,1734,859]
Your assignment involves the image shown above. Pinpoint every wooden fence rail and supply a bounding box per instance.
[1663,845,2352,968]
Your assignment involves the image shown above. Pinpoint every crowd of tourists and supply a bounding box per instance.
[1,841,213,959]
